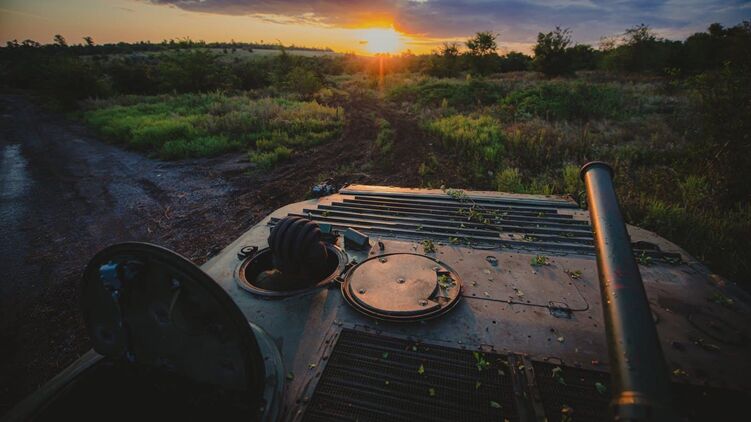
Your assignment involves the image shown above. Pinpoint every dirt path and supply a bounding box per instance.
[0,94,265,412]
[0,91,445,413]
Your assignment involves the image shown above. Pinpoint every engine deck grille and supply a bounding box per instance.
[303,329,518,422]
[532,361,610,422]
[532,361,750,421]
[275,190,681,259]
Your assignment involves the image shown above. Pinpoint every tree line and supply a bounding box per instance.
[0,22,749,108]
[427,22,750,77]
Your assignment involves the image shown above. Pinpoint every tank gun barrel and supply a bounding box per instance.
[580,161,674,421]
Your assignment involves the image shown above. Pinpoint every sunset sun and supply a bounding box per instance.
[358,27,404,54]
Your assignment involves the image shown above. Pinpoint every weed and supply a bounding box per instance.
[375,118,395,153]
[636,252,653,266]
[709,292,734,308]
[249,145,292,169]
[496,168,526,193]
[565,270,583,280]
[422,239,436,253]
[531,255,550,266]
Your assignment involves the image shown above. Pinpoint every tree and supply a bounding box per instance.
[21,39,41,48]
[465,31,499,75]
[533,27,573,76]
[466,31,497,56]
[601,24,671,73]
[431,42,461,77]
[499,52,532,72]
[83,36,95,47]
[624,23,656,46]
[568,44,598,70]
[53,34,67,47]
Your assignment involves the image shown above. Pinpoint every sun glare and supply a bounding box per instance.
[358,27,404,54]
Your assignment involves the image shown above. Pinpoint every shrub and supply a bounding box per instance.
[501,81,625,121]
[562,164,582,196]
[495,168,525,192]
[629,199,751,283]
[425,114,505,165]
[284,67,323,97]
[499,52,532,72]
[157,50,237,92]
[375,118,395,153]
[250,145,292,169]
[388,78,510,109]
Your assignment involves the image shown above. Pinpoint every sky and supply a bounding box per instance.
[1,0,749,54]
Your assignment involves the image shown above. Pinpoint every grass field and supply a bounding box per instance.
[83,94,344,166]
[76,70,749,284]
[2,27,744,286]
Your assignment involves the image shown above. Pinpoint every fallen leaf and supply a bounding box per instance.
[428,388,436,397]
[673,368,688,377]
[418,364,425,375]
[490,401,502,409]
[475,381,482,389]
[382,352,389,359]
[595,382,607,395]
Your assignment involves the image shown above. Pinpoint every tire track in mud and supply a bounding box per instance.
[0,95,252,413]
[0,90,461,414]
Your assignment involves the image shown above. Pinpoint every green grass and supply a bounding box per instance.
[500,81,627,121]
[375,118,395,153]
[424,114,505,166]
[387,76,514,109]
[75,70,749,286]
[83,93,344,163]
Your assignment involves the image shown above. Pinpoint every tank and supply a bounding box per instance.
[5,163,750,421]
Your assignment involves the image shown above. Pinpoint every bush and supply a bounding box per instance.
[157,49,237,92]
[499,52,532,72]
[501,81,626,121]
[562,164,582,196]
[250,145,292,169]
[425,114,505,165]
[375,118,395,153]
[388,78,510,109]
[495,167,525,192]
[284,67,323,97]
[629,199,751,282]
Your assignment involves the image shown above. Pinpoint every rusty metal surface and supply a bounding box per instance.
[194,185,751,420]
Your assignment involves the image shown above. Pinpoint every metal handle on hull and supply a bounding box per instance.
[580,162,674,421]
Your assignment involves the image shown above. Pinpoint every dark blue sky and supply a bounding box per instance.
[150,0,751,43]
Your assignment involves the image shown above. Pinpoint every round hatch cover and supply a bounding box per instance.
[341,253,462,321]
[81,242,266,406]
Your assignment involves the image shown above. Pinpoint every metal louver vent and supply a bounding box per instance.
[284,192,594,254]
[274,190,682,259]
[303,329,518,422]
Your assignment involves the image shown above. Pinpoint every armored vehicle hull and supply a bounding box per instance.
[6,181,751,421]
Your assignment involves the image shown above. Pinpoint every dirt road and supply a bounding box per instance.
[0,91,441,413]
[0,95,268,412]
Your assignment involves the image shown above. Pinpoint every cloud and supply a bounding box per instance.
[145,0,751,43]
